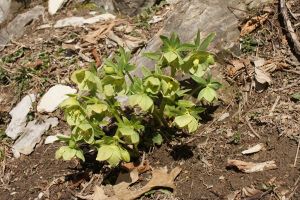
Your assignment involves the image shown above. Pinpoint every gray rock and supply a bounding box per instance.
[90,0,156,16]
[0,5,45,51]
[0,0,11,24]
[131,0,273,78]
[5,94,36,140]
[12,117,59,156]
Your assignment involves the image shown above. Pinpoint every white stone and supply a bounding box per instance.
[48,0,67,15]
[12,117,59,156]
[44,135,59,144]
[5,94,36,140]
[54,13,116,28]
[37,84,77,113]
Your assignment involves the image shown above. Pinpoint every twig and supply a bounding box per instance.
[280,0,300,57]
[269,96,280,116]
[283,69,300,75]
[293,138,300,167]
[246,118,261,139]
[287,175,300,200]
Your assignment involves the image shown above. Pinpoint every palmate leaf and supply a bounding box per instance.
[96,145,128,166]
[128,94,153,111]
[55,146,85,161]
[152,133,163,145]
[174,114,194,128]
[198,86,217,102]
[163,51,178,63]
[174,114,198,133]
[96,145,113,161]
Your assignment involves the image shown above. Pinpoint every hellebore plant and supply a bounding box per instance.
[56,32,221,166]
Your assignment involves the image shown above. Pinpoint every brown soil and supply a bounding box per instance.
[0,1,299,200]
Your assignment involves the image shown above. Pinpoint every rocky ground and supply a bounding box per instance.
[0,0,299,200]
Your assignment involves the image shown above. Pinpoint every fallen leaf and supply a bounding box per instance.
[227,159,277,173]
[121,160,151,174]
[94,167,181,200]
[226,190,240,200]
[123,35,145,51]
[227,59,246,76]
[84,26,107,44]
[242,186,263,198]
[242,143,265,155]
[240,13,269,36]
[255,67,272,85]
[93,185,108,200]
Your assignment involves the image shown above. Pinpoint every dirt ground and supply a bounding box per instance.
[0,1,300,200]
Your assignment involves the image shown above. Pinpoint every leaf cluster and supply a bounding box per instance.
[57,32,221,166]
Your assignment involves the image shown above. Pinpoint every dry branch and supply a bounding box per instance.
[280,0,300,57]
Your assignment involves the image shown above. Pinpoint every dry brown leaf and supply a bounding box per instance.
[255,67,272,85]
[226,190,240,200]
[121,160,151,174]
[123,35,145,51]
[91,48,101,67]
[240,13,269,36]
[227,59,246,76]
[92,185,108,200]
[84,26,107,44]
[94,167,181,200]
[242,186,262,198]
[227,159,277,173]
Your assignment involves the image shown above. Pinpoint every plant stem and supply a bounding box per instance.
[170,67,176,77]
[189,85,203,98]
[125,71,134,84]
[159,98,167,118]
[153,106,168,127]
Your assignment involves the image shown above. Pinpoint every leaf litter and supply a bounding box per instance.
[80,167,181,200]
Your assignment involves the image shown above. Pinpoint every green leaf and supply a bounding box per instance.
[174,114,194,128]
[187,118,198,133]
[178,100,195,108]
[119,147,130,162]
[129,94,143,107]
[96,145,113,161]
[140,95,154,111]
[208,81,222,90]
[119,126,137,136]
[191,75,207,85]
[163,51,178,63]
[144,76,160,94]
[62,148,77,160]
[152,133,163,145]
[87,103,108,114]
[198,33,216,51]
[130,132,140,144]
[75,149,85,161]
[291,93,300,101]
[129,94,153,111]
[194,30,201,47]
[71,69,86,85]
[104,84,114,97]
[107,145,121,166]
[55,146,69,159]
[141,66,152,77]
[60,97,80,108]
[143,52,161,61]
[198,87,217,102]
